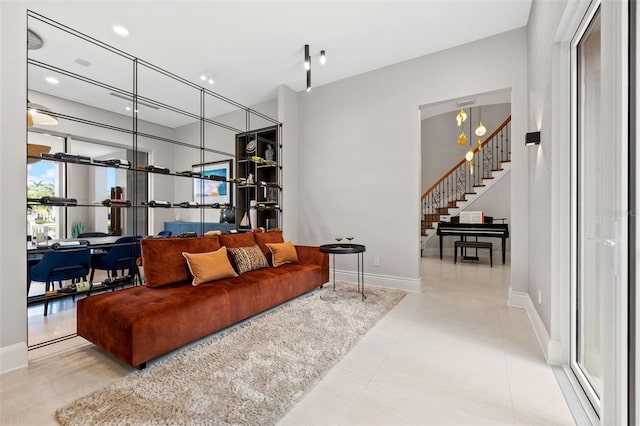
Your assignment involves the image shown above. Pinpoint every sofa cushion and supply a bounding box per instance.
[182,247,238,286]
[141,236,221,288]
[219,232,256,248]
[253,231,284,257]
[266,241,298,267]
[227,244,269,274]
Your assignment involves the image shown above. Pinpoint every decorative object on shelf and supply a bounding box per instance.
[28,196,77,206]
[176,170,201,177]
[246,139,257,154]
[240,211,250,228]
[42,152,91,164]
[101,198,131,207]
[247,173,254,184]
[265,144,275,161]
[94,158,131,168]
[142,165,170,174]
[220,206,236,223]
[250,200,257,229]
[177,201,199,208]
[148,200,172,208]
[193,159,233,206]
[267,186,278,203]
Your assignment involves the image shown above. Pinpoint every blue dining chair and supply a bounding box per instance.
[28,247,92,316]
[89,236,142,285]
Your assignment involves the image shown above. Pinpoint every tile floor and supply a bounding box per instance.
[0,255,574,425]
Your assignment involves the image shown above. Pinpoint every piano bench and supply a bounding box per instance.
[454,241,493,267]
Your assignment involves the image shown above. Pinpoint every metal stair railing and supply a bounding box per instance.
[420,115,511,235]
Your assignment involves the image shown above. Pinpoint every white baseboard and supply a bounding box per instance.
[0,342,28,375]
[333,269,422,293]
[508,289,563,364]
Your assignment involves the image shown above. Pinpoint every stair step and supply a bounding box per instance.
[490,168,504,172]
[500,160,511,163]
[447,201,458,208]
[483,176,495,180]
[436,207,449,214]
[465,192,476,195]
[473,184,486,188]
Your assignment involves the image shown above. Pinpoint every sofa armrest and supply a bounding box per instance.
[295,245,329,283]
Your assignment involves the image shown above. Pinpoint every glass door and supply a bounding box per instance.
[572,3,604,414]
[570,1,631,420]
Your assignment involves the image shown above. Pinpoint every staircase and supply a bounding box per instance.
[421,116,511,242]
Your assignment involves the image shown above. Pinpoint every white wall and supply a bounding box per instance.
[526,0,569,359]
[0,0,28,373]
[298,28,527,293]
[421,103,511,192]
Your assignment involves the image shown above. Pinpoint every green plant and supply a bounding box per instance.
[71,221,86,238]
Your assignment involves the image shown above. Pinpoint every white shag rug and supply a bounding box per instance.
[56,283,406,425]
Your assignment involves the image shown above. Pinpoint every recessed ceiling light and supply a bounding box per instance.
[45,77,59,85]
[208,79,214,85]
[200,75,207,81]
[126,106,131,111]
[113,25,129,36]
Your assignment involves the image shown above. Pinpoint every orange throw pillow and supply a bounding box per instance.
[182,247,238,286]
[266,241,298,267]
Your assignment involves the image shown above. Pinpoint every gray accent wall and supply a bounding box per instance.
[527,0,569,336]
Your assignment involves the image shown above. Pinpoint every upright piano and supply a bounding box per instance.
[436,222,510,264]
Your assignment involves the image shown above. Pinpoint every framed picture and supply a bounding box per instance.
[193,159,233,206]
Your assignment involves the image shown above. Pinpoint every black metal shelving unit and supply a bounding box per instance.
[25,10,283,347]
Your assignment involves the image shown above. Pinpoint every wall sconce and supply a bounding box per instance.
[525,131,541,146]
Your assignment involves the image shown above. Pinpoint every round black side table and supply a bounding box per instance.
[319,243,366,300]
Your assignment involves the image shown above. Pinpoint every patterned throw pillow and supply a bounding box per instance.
[227,244,269,274]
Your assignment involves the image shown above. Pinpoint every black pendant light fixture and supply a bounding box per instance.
[303,44,326,92]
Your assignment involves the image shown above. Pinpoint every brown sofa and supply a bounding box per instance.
[76,232,329,368]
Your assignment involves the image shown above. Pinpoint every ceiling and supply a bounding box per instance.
[26,1,531,129]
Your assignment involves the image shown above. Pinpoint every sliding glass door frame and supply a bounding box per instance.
[569,0,631,423]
